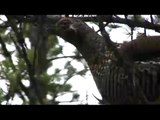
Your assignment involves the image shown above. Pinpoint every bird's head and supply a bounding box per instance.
[55,17,81,46]
[56,17,77,32]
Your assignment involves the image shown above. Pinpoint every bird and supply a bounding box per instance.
[55,17,160,104]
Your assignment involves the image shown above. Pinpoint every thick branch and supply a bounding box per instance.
[10,15,160,34]
[119,36,160,61]
[71,15,160,32]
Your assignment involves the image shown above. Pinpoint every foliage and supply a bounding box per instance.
[0,15,88,105]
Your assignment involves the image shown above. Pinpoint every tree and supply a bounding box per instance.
[0,15,84,105]
[0,15,160,105]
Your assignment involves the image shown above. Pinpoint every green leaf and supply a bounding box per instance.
[2,58,13,69]
[73,93,79,100]
[61,84,72,92]
[40,72,52,85]
[0,27,7,36]
[27,49,38,66]
[23,23,32,38]
[17,59,26,71]
[47,83,60,93]
[48,35,58,47]
[0,89,5,104]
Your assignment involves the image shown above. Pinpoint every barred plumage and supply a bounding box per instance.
[55,17,160,104]
[91,59,160,104]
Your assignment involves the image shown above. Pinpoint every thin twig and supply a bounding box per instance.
[150,15,154,24]
[47,55,83,62]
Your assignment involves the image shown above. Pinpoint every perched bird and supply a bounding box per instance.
[55,17,160,104]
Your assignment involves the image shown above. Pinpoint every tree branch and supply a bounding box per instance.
[0,36,16,70]
[10,15,160,34]
[72,15,160,33]
[47,55,83,62]
[97,15,124,65]
[6,15,44,104]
